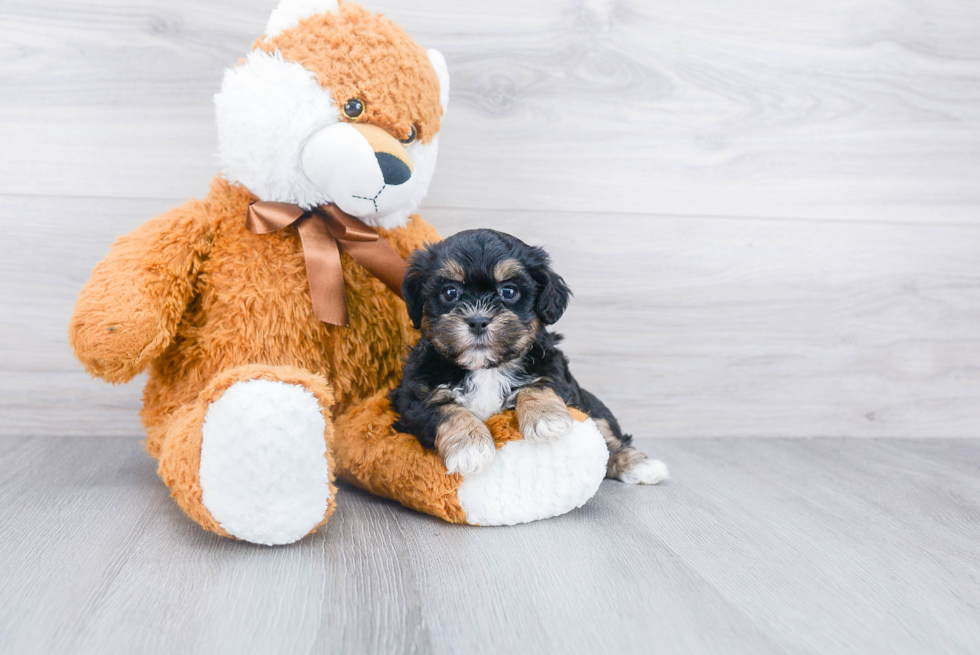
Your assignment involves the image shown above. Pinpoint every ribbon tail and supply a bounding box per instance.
[295,216,349,326]
[340,237,407,299]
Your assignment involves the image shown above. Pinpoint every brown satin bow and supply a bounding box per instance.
[245,201,406,326]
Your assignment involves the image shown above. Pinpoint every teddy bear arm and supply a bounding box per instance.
[68,200,213,383]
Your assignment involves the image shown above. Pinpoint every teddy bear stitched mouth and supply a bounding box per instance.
[352,185,387,212]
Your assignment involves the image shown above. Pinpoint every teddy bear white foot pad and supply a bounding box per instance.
[456,418,609,526]
[199,379,331,545]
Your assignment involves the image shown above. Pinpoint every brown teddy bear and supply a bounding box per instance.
[69,0,612,545]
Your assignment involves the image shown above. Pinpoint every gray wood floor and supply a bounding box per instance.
[1,436,978,655]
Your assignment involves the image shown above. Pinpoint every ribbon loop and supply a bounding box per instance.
[245,201,307,234]
[245,201,406,326]
[316,205,381,242]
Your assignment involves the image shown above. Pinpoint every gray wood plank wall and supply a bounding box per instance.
[2,0,979,438]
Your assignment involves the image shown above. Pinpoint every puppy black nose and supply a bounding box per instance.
[465,316,490,334]
[375,152,412,186]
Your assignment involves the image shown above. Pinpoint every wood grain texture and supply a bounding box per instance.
[3,195,979,438]
[1,0,979,438]
[0,0,979,222]
[1,436,978,654]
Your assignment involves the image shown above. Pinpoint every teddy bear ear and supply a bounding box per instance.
[427,48,450,115]
[264,0,340,39]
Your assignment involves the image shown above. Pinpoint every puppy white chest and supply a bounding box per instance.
[458,368,516,421]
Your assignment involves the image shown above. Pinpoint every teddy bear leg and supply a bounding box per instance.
[333,391,609,526]
[157,365,338,545]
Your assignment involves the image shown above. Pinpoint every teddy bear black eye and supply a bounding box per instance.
[343,98,365,120]
[441,286,458,302]
[400,125,417,145]
[499,284,519,302]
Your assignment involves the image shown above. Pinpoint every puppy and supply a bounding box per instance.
[390,229,668,484]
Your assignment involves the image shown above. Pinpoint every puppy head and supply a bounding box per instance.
[403,229,572,369]
[215,0,449,229]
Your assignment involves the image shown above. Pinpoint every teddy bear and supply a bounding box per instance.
[68,0,613,546]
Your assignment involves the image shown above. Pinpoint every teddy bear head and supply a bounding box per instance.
[215,0,450,229]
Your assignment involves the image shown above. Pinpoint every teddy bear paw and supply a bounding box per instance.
[198,379,332,545]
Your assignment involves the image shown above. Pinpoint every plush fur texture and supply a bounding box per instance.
[73,178,469,532]
[335,391,603,526]
[216,49,338,210]
[122,180,436,459]
[456,413,607,526]
[332,389,468,523]
[217,1,446,226]
[155,363,338,539]
[265,0,339,38]
[69,0,614,542]
[69,183,612,531]
[256,2,442,144]
[425,48,450,115]
[200,379,332,545]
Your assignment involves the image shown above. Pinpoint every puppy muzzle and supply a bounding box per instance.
[431,305,532,369]
[301,122,416,219]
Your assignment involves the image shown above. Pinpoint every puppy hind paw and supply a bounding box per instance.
[617,458,669,485]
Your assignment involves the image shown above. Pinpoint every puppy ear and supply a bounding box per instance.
[529,251,572,325]
[402,247,432,330]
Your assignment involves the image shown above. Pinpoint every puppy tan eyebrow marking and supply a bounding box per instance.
[493,258,525,282]
[436,259,465,282]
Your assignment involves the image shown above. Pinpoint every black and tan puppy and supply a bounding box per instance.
[390,229,668,483]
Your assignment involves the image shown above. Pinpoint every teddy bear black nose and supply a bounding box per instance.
[375,152,412,186]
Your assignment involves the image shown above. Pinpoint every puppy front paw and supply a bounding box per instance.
[436,409,496,477]
[442,435,496,477]
[522,407,574,442]
[516,387,574,442]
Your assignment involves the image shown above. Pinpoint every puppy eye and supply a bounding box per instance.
[499,284,520,302]
[343,98,365,120]
[400,125,417,145]
[441,286,459,302]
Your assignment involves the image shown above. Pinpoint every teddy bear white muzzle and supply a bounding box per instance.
[301,122,417,220]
